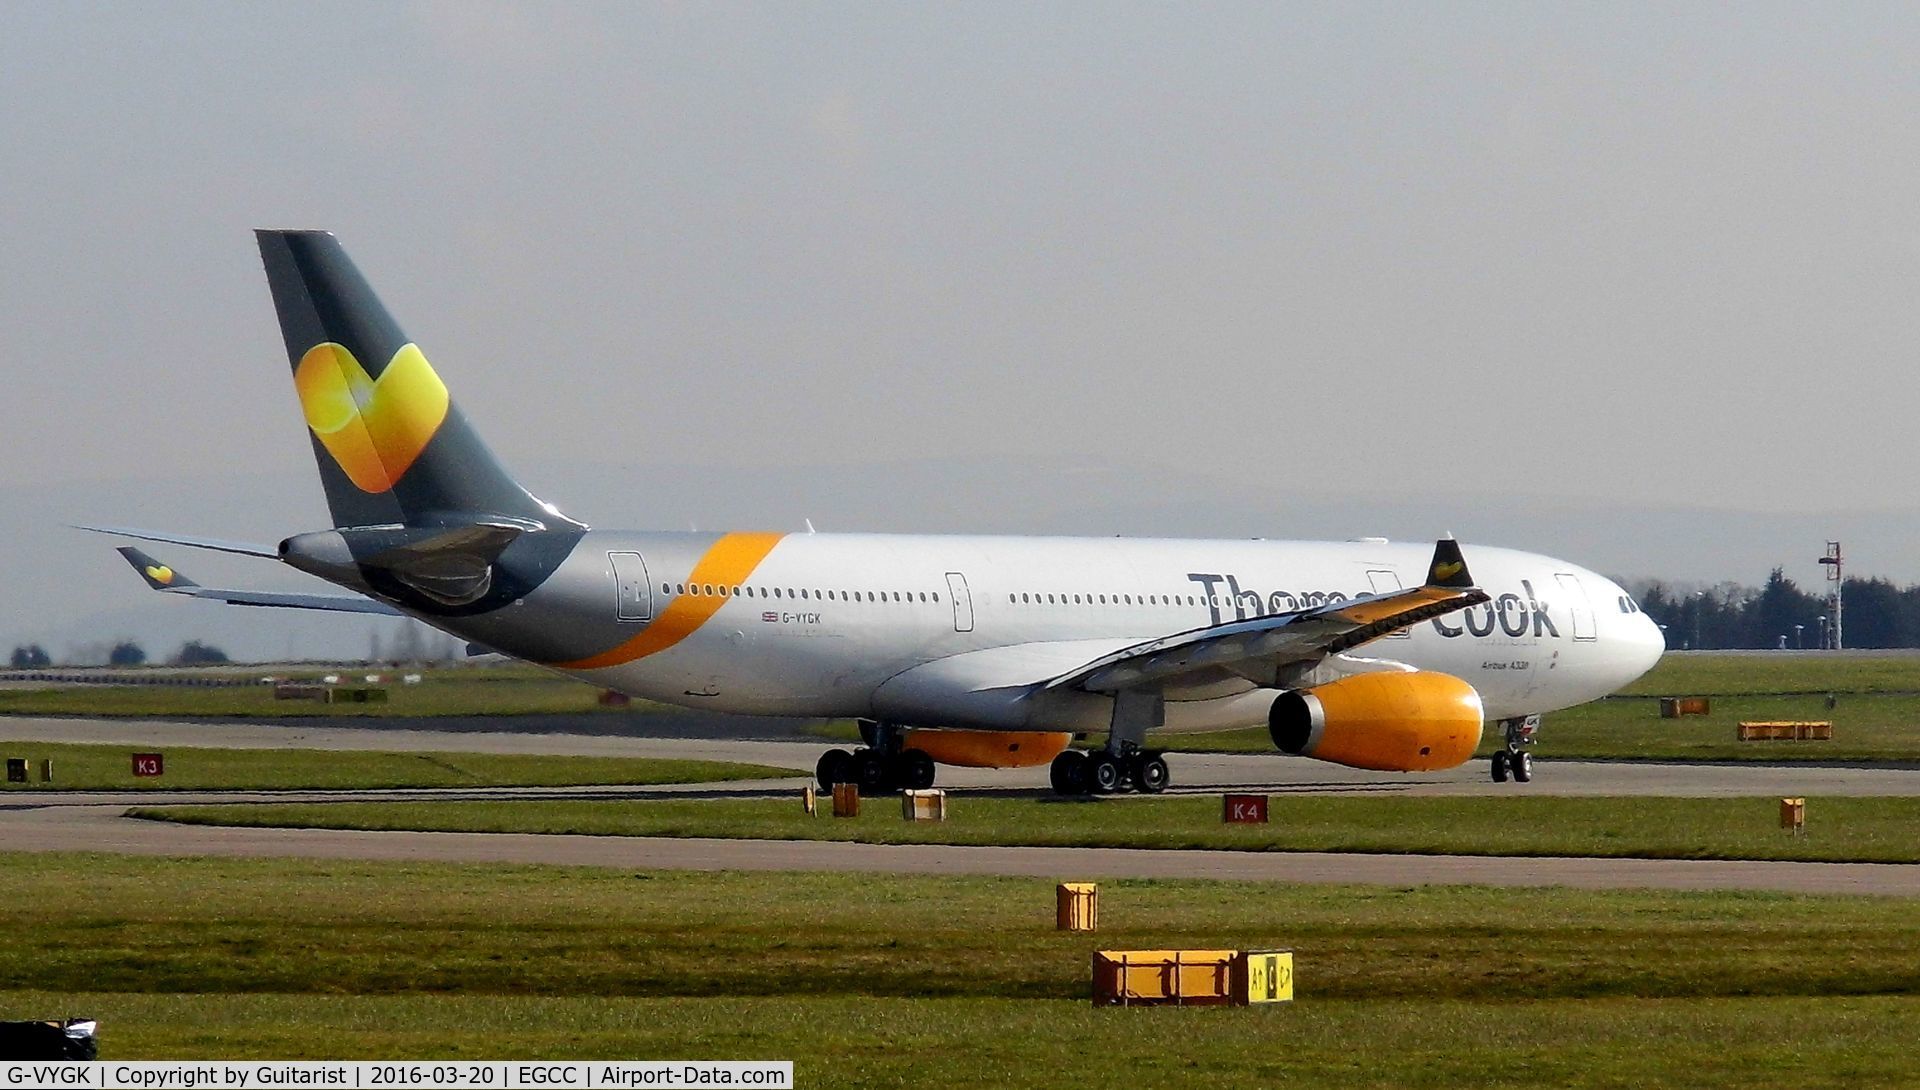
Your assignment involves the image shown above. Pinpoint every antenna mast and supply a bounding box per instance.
[1818,541,1843,650]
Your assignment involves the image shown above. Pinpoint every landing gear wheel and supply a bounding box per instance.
[854,749,893,794]
[1089,753,1125,794]
[1133,752,1170,794]
[1510,751,1532,783]
[816,749,853,791]
[1050,750,1090,795]
[1490,751,1510,783]
[899,749,937,790]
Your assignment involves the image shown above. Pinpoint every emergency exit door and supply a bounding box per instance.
[609,551,653,621]
[945,572,974,632]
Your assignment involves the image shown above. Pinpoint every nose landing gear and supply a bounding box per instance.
[1490,714,1538,783]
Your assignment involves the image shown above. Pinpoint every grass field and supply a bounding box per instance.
[0,854,1915,1085]
[0,665,655,718]
[0,743,791,791]
[135,794,1920,863]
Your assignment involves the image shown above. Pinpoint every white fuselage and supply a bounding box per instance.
[559,533,1665,734]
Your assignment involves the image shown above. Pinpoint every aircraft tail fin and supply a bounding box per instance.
[254,230,583,533]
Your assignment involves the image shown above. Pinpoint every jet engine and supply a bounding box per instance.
[1267,671,1483,772]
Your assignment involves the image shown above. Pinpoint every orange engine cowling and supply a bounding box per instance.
[1267,671,1484,772]
[902,729,1073,769]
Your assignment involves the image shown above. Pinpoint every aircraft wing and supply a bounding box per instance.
[114,546,402,616]
[1043,538,1489,695]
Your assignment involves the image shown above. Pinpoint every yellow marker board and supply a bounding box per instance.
[1242,949,1294,1004]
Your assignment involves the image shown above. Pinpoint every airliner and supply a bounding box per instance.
[93,231,1665,795]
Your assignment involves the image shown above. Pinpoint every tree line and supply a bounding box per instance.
[9,640,230,669]
[1633,570,1920,650]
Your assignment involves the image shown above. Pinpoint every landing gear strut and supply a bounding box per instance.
[1050,690,1172,796]
[1490,714,1537,784]
[816,720,935,794]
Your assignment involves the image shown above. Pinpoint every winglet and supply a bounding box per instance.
[1424,537,1474,589]
[116,546,200,591]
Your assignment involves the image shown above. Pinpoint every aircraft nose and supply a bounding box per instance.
[1625,611,1666,680]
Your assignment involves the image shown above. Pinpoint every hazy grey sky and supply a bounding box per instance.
[5,3,1919,658]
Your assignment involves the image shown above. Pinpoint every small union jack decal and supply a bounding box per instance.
[762,611,780,623]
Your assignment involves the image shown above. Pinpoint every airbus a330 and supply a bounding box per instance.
[94,231,1665,795]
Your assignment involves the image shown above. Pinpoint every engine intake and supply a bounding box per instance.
[1268,671,1484,772]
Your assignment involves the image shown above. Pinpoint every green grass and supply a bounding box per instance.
[135,794,1920,862]
[0,743,792,790]
[0,666,662,718]
[2,992,1913,1087]
[0,854,1915,1085]
[1516,693,1920,761]
[1618,652,1920,696]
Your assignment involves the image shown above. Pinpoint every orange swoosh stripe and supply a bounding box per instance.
[558,532,787,670]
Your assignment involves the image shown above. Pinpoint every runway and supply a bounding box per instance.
[4,714,1919,896]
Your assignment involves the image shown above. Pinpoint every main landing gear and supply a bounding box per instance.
[1051,688,1171,796]
[1489,714,1538,784]
[1049,747,1170,796]
[816,720,936,795]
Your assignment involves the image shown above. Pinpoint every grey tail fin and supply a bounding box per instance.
[254,230,583,532]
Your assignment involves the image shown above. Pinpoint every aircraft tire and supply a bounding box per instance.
[1089,753,1125,794]
[1050,751,1089,795]
[855,749,894,794]
[816,749,853,790]
[899,749,937,791]
[1511,751,1532,783]
[1490,751,1510,783]
[1134,752,1170,794]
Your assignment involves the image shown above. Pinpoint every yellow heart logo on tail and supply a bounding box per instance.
[294,342,450,493]
[145,565,174,585]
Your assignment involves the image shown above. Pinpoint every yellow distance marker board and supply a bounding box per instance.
[1240,949,1295,1004]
